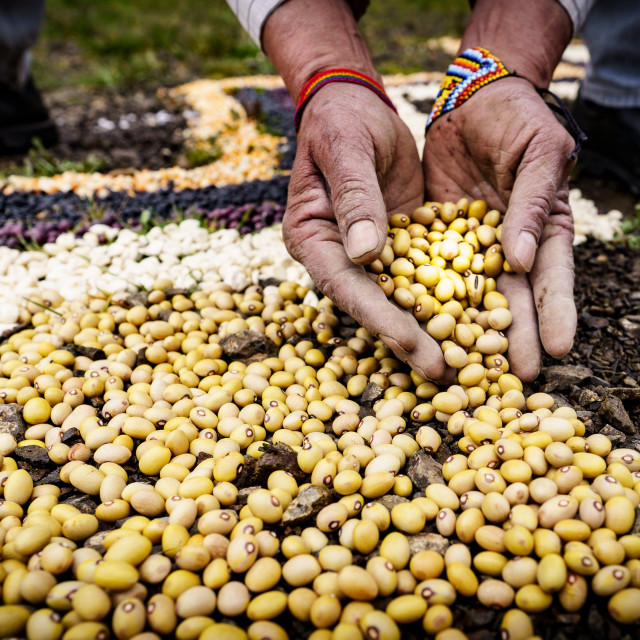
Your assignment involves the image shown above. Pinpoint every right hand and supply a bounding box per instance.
[283,82,447,380]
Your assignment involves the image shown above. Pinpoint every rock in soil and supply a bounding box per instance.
[405,450,444,490]
[219,329,278,362]
[282,485,333,528]
[0,405,27,440]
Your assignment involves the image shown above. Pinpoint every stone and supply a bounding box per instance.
[577,388,602,408]
[620,316,640,339]
[0,405,27,441]
[373,495,410,511]
[237,486,261,506]
[598,396,636,435]
[551,393,574,408]
[74,345,107,361]
[163,288,191,298]
[83,530,110,554]
[61,427,82,446]
[14,445,51,467]
[124,291,149,308]
[219,329,278,362]
[236,442,305,489]
[16,464,49,483]
[64,494,100,514]
[608,386,640,401]
[361,382,385,406]
[576,410,594,423]
[626,436,640,453]
[406,450,444,491]
[35,468,62,486]
[433,441,453,465]
[599,425,627,446]
[543,365,593,388]
[585,375,612,388]
[282,485,333,527]
[407,532,449,556]
[462,607,496,629]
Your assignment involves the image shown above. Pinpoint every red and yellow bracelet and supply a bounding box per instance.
[294,68,397,134]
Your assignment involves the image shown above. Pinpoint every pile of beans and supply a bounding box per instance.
[0,200,638,640]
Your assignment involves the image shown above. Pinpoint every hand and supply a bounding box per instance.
[423,77,577,381]
[283,83,447,380]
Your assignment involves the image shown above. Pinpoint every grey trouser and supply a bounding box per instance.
[581,0,640,108]
[0,0,45,87]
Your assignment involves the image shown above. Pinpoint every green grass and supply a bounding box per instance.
[362,0,469,74]
[34,0,274,91]
[615,203,640,250]
[184,136,224,168]
[33,0,469,92]
[0,139,106,179]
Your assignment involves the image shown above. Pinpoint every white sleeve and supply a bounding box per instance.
[226,0,370,49]
[555,0,599,33]
[225,0,289,48]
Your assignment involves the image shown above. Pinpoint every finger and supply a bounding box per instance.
[321,238,446,380]
[314,115,422,264]
[500,131,575,274]
[322,150,391,265]
[292,222,445,379]
[497,272,541,382]
[530,215,577,357]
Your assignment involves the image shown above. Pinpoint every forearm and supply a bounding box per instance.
[262,0,378,102]
[461,0,573,87]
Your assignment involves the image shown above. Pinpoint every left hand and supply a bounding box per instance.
[423,76,578,381]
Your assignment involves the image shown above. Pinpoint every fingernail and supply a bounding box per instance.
[513,231,537,272]
[347,220,380,259]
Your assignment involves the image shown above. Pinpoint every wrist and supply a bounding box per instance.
[294,68,397,133]
[461,0,572,88]
[262,0,379,102]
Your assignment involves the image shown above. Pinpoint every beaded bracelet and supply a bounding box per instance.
[294,68,397,134]
[425,46,587,160]
[426,46,511,130]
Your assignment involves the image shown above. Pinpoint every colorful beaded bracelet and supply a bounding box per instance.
[425,47,587,160]
[294,68,397,134]
[426,46,511,130]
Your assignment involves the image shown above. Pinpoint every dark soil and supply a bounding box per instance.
[0,87,189,174]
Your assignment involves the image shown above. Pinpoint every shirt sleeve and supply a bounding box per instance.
[225,0,371,48]
[555,0,598,33]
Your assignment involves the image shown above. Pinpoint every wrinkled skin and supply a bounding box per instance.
[283,76,577,383]
[283,83,447,380]
[424,78,578,381]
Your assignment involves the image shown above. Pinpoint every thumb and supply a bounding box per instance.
[323,146,390,265]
